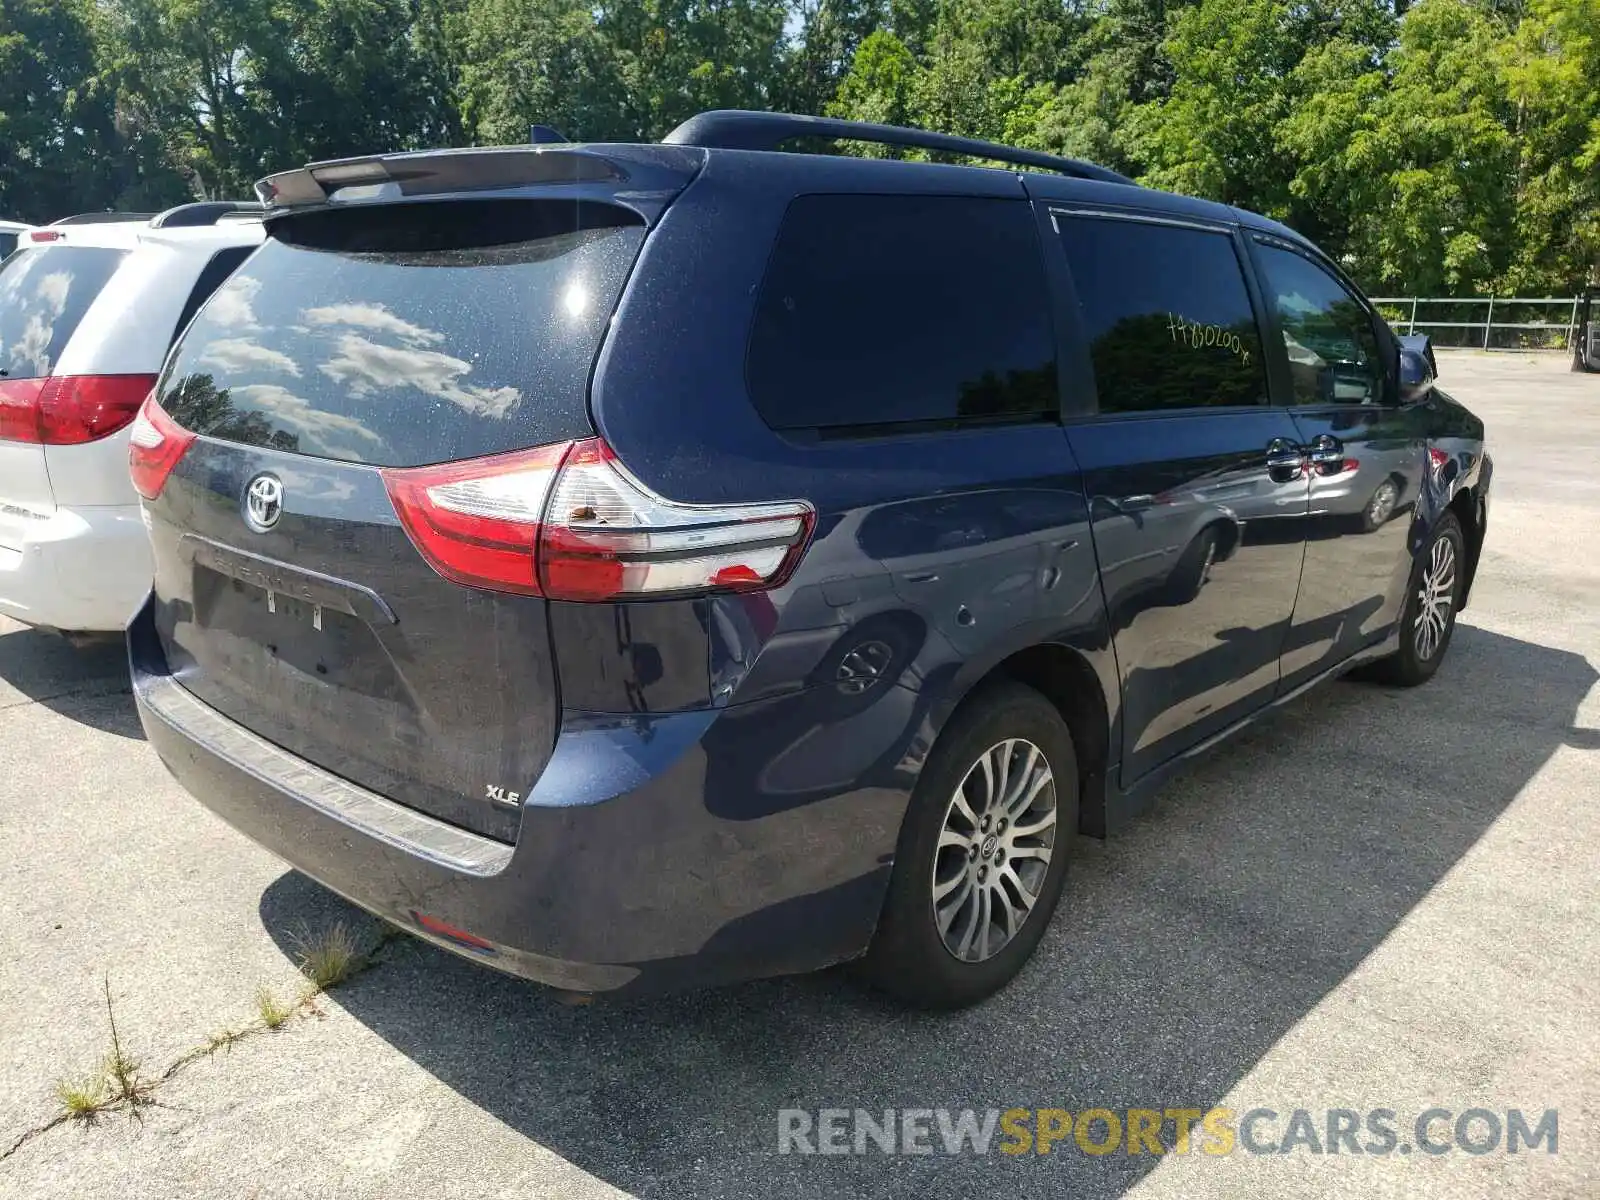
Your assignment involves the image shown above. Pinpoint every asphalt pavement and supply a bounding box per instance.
[0,351,1596,1198]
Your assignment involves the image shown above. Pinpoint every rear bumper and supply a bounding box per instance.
[130,599,907,995]
[0,502,151,632]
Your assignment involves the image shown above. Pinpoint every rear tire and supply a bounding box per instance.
[858,681,1077,1009]
[1368,511,1464,687]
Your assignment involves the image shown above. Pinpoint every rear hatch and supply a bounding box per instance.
[142,178,683,842]
[0,243,130,543]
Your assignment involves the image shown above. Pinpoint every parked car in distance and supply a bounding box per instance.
[0,203,264,634]
[130,113,1490,1009]
[0,220,34,259]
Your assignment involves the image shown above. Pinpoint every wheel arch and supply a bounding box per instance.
[942,641,1114,839]
[1448,483,1486,610]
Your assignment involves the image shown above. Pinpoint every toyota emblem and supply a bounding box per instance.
[243,473,284,532]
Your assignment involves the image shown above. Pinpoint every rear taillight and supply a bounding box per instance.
[127,394,197,500]
[0,378,46,442]
[0,373,157,445]
[382,442,568,596]
[382,437,814,602]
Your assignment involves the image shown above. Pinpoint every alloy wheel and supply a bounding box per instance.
[1414,534,1457,661]
[1367,480,1399,527]
[931,739,1057,963]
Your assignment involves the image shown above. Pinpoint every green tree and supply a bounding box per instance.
[778,0,886,115]
[828,0,1088,152]
[0,0,186,220]
[1126,0,1393,223]
[1500,0,1600,288]
[828,28,923,131]
[1281,0,1518,292]
[258,0,465,163]
[102,0,463,198]
[1026,0,1200,172]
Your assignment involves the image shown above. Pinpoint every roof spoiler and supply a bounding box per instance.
[150,201,266,228]
[663,110,1136,185]
[254,145,705,222]
[257,149,625,207]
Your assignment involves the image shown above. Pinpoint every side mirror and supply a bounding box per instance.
[1398,346,1434,403]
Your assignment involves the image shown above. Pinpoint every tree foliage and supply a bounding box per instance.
[0,0,1595,290]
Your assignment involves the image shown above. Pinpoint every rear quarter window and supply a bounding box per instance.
[746,194,1058,434]
[0,246,129,379]
[159,200,645,467]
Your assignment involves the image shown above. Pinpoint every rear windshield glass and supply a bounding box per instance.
[160,200,644,467]
[0,246,129,379]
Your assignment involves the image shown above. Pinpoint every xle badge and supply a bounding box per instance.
[485,785,522,809]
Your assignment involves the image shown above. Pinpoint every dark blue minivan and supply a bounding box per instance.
[129,112,1490,1008]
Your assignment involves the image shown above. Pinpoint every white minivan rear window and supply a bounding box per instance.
[0,246,129,380]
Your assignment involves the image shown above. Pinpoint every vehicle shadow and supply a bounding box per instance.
[0,624,141,739]
[259,623,1595,1199]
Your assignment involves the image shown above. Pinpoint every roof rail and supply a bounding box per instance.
[50,212,156,226]
[150,201,266,228]
[662,110,1136,186]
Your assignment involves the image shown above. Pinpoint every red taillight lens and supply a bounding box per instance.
[0,378,47,442]
[29,230,63,243]
[128,394,197,500]
[381,437,815,602]
[40,374,158,444]
[382,442,571,596]
[0,373,157,445]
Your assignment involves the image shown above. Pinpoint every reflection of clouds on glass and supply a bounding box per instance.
[7,270,72,376]
[232,384,386,458]
[197,337,302,377]
[303,302,444,347]
[207,274,263,330]
[12,315,54,376]
[319,333,520,418]
[1276,291,1321,317]
[35,272,71,317]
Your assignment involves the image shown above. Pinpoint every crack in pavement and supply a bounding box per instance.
[0,925,404,1166]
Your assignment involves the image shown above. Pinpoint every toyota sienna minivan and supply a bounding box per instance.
[129,111,1490,1008]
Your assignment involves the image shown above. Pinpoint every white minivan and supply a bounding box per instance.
[0,205,264,632]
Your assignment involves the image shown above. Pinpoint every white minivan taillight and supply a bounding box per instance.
[0,373,157,445]
[382,437,814,601]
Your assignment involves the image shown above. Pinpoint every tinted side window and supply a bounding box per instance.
[171,245,255,347]
[1057,216,1267,413]
[0,246,129,379]
[747,195,1057,432]
[0,234,17,259]
[1254,242,1384,405]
